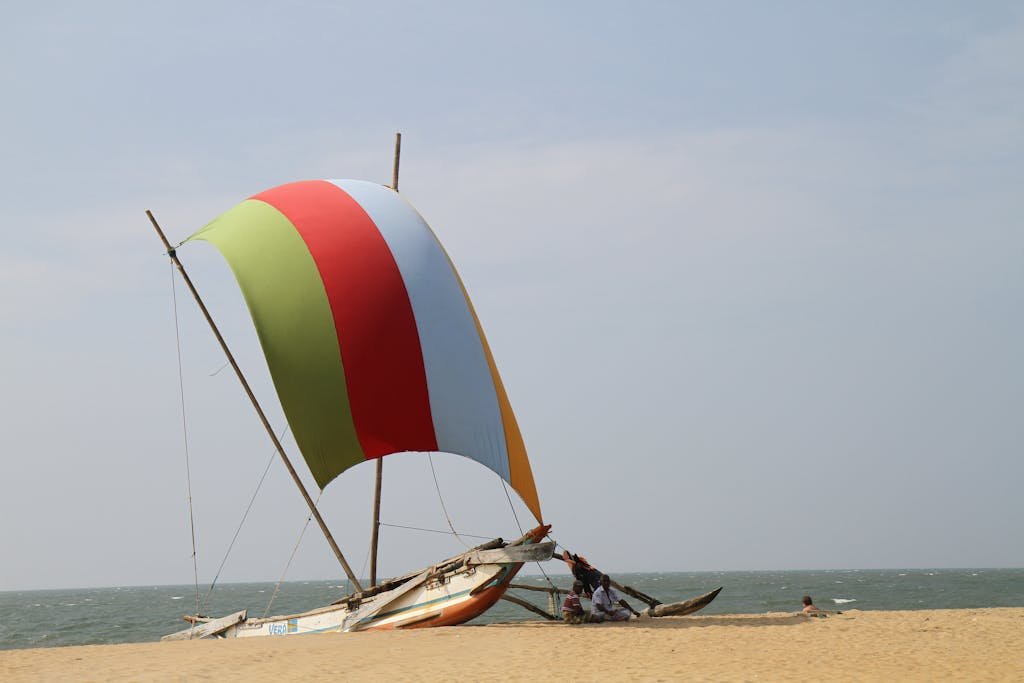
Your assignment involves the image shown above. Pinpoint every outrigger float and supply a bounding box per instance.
[152,135,719,641]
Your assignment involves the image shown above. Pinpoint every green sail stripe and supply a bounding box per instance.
[189,199,363,486]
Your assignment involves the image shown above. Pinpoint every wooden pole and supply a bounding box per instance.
[370,132,402,586]
[509,582,572,594]
[369,457,382,586]
[147,210,363,593]
[500,594,559,621]
[611,580,660,608]
[391,132,402,191]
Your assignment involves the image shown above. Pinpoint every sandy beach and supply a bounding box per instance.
[2,608,1022,681]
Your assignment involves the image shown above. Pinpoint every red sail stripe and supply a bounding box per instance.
[253,180,438,458]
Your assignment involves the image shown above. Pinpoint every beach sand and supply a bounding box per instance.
[2,608,1022,681]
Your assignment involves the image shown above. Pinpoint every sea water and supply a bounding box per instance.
[2,568,1022,650]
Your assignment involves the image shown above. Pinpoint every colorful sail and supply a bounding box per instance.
[188,180,541,521]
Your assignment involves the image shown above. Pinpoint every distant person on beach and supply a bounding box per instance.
[562,580,588,624]
[802,595,822,614]
[591,574,641,621]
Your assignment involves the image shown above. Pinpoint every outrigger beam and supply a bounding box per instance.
[147,210,364,593]
[500,594,559,621]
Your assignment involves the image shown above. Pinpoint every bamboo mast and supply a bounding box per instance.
[369,132,402,587]
[147,210,364,593]
[391,131,402,191]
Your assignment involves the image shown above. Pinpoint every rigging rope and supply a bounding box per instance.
[263,489,322,617]
[358,538,372,589]
[209,360,231,377]
[501,479,559,592]
[200,425,289,611]
[427,452,473,549]
[501,479,524,537]
[170,263,201,616]
[379,522,491,540]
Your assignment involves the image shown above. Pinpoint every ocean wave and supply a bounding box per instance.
[832,598,856,604]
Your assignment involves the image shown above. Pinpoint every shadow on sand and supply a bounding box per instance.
[484,612,835,630]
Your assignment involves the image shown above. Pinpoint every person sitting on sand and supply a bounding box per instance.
[562,580,588,624]
[591,574,641,622]
[802,595,822,614]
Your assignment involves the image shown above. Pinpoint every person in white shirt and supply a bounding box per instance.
[591,574,640,622]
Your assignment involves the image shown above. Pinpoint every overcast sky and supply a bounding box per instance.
[2,2,1022,591]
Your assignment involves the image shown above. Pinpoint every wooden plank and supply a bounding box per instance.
[465,542,554,565]
[161,610,247,641]
[328,536,507,608]
[342,568,432,632]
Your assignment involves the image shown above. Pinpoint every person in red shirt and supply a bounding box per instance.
[562,580,588,624]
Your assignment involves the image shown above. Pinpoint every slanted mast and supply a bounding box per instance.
[147,210,363,590]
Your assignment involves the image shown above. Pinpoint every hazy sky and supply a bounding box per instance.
[2,2,1022,591]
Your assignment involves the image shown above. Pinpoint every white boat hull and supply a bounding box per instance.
[164,527,551,640]
[232,562,513,636]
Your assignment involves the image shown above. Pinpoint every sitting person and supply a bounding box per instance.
[801,595,823,614]
[591,574,640,622]
[562,580,588,624]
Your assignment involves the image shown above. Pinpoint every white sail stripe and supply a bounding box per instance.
[329,180,511,481]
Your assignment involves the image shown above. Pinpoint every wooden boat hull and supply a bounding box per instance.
[641,587,723,618]
[231,562,518,636]
[165,526,550,640]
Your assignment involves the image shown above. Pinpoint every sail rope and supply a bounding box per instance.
[170,263,201,617]
[208,360,231,376]
[200,425,289,611]
[501,479,524,536]
[358,539,372,589]
[427,452,473,549]
[262,489,322,617]
[378,522,491,539]
[501,479,559,592]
